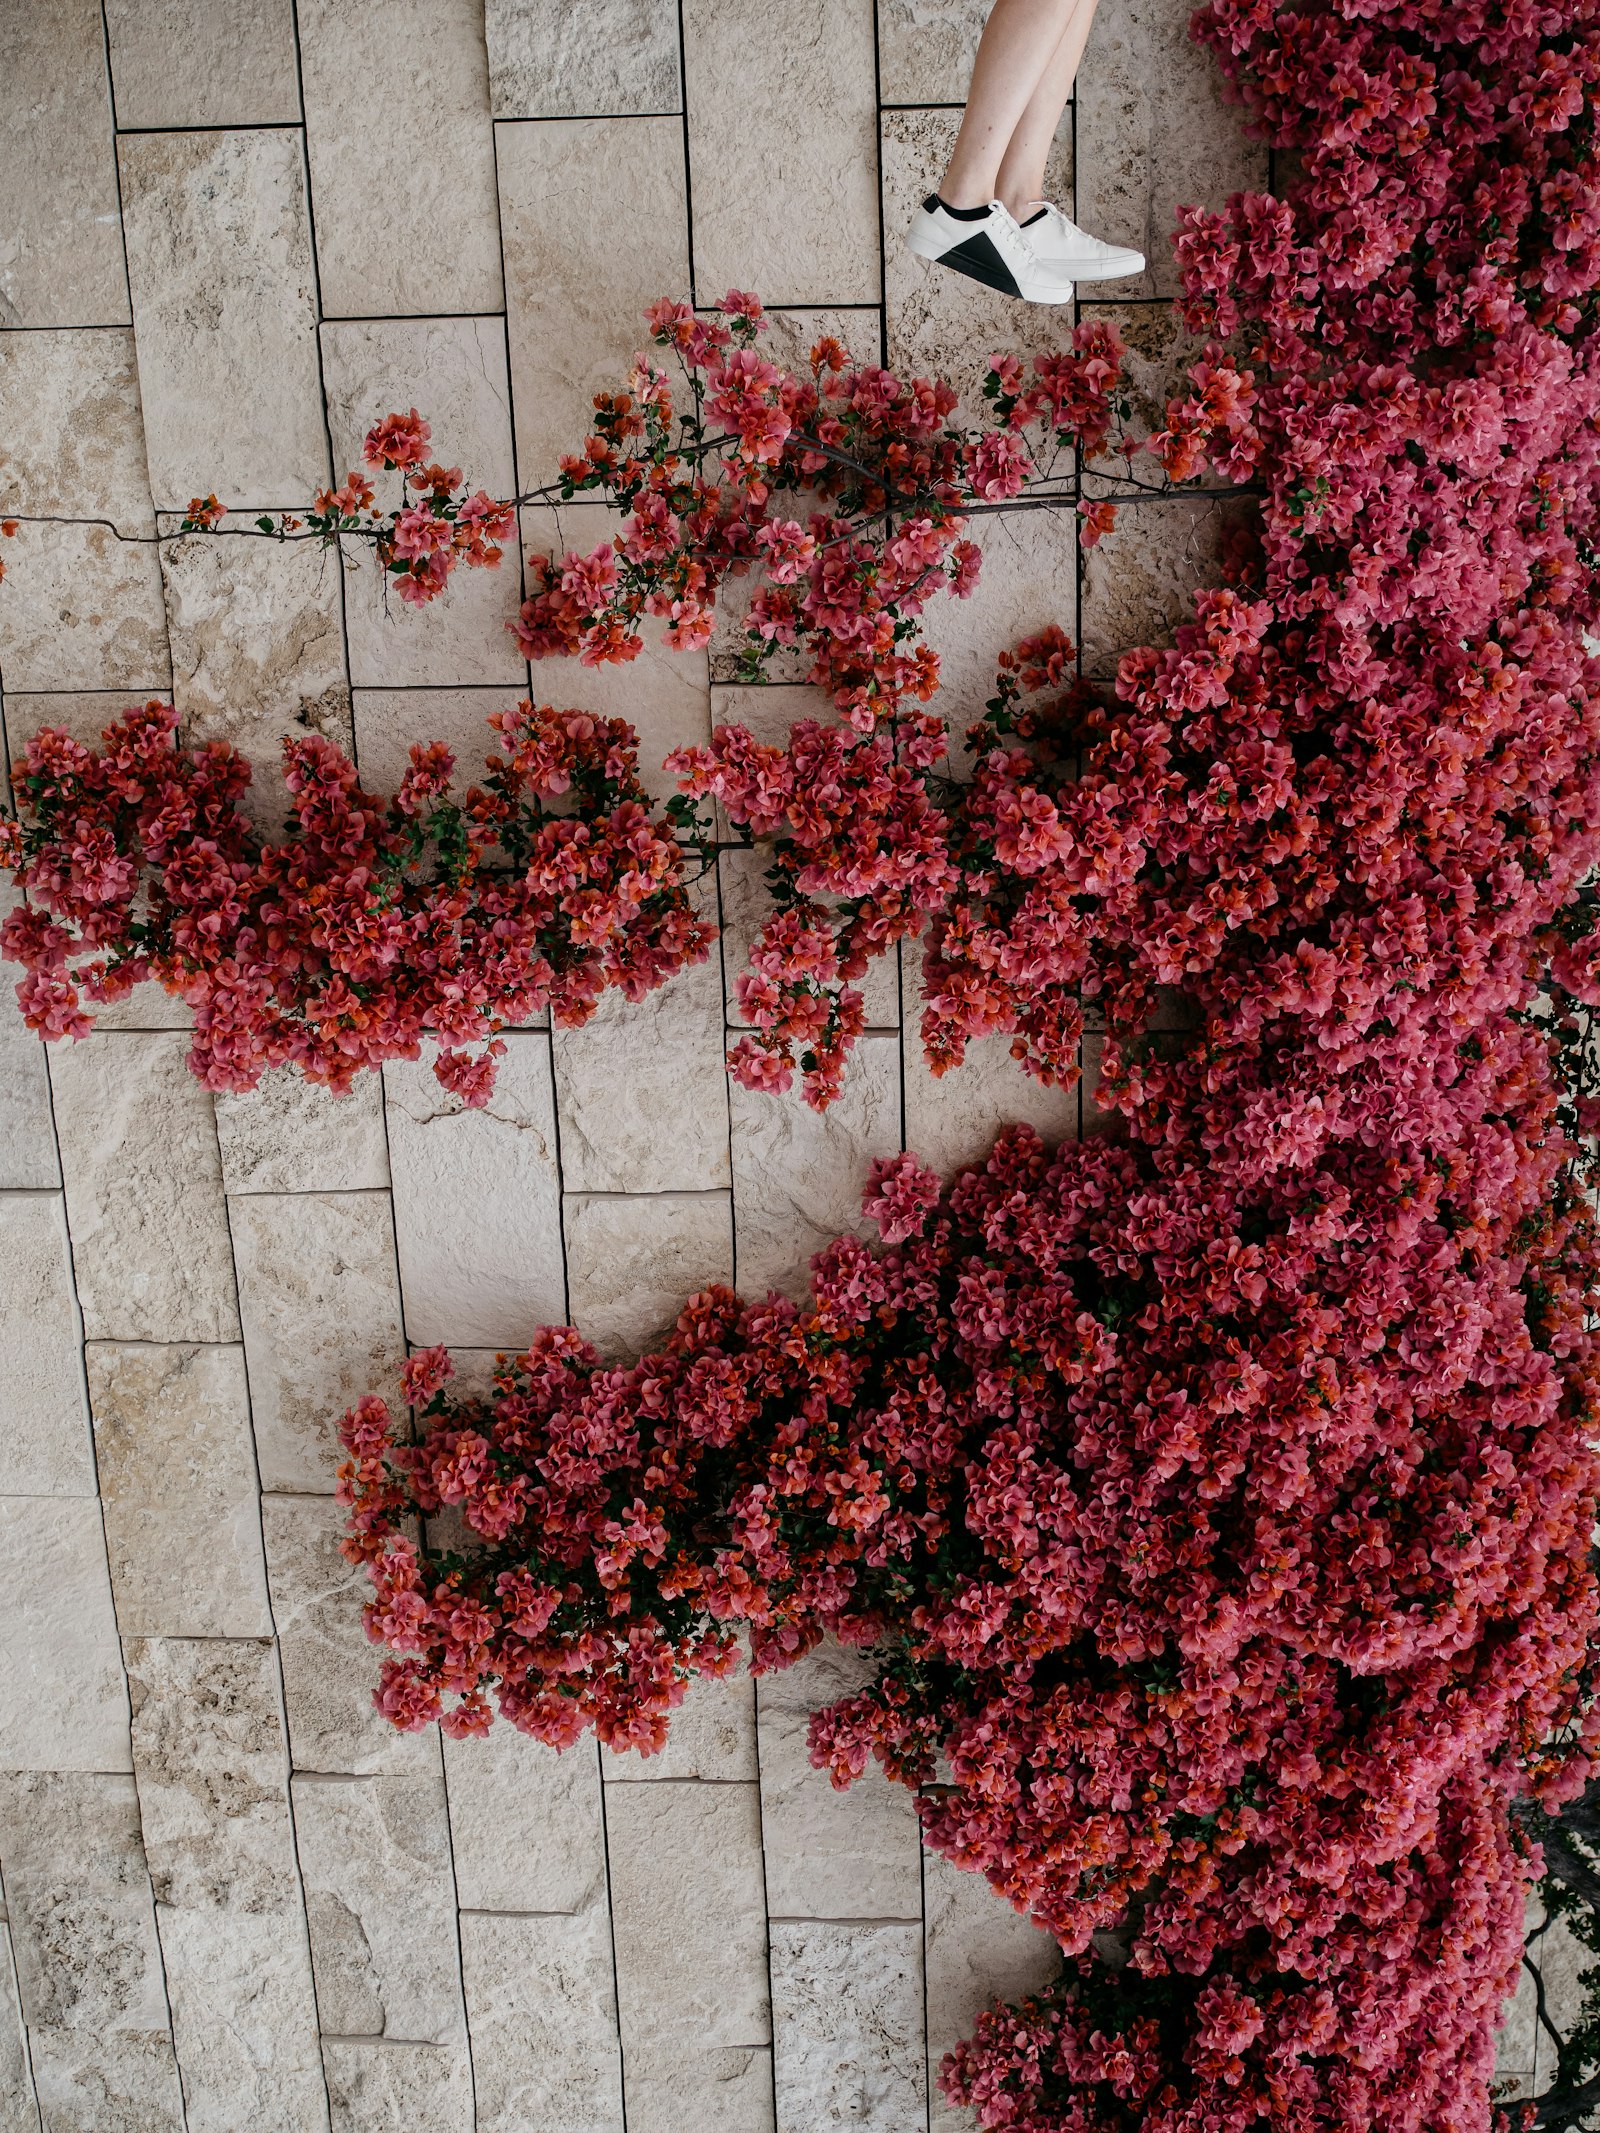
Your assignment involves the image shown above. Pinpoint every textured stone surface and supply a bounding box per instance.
[230,1190,406,1494]
[104,0,301,126]
[320,2037,474,2132]
[0,2,127,327]
[683,0,879,306]
[118,129,328,510]
[299,0,502,317]
[293,1770,465,2044]
[917,503,1079,744]
[770,1920,926,2131]
[349,686,530,802]
[0,1498,130,1774]
[0,329,155,534]
[0,520,170,693]
[443,1729,608,1913]
[605,1781,770,2050]
[1076,0,1268,302]
[625,2046,776,2133]
[1080,299,1220,485]
[1080,494,1251,678]
[216,1070,391,1195]
[88,1344,272,1639]
[384,1036,566,1346]
[0,892,60,1193]
[49,1033,239,1343]
[340,534,527,690]
[486,0,681,117]
[0,1922,37,2133]
[1533,1913,1598,2087]
[923,1851,1060,2133]
[604,1638,756,1783]
[0,1194,92,1497]
[876,0,987,102]
[460,1908,624,2133]
[565,1192,734,1359]
[498,118,690,484]
[730,1033,901,1300]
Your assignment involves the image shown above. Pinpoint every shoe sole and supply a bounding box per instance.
[1041,257,1145,284]
[907,226,1073,306]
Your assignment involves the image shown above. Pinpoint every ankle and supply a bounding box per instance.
[938,170,994,214]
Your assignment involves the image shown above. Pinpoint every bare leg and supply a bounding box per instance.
[995,0,1100,218]
[939,0,1083,210]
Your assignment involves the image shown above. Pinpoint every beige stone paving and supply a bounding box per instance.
[0,3,1563,2126]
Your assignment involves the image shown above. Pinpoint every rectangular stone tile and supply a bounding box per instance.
[384,1035,565,1347]
[718,845,900,1031]
[443,1728,607,1913]
[1080,493,1251,680]
[923,1850,1059,2133]
[683,0,879,306]
[498,117,690,485]
[625,2046,774,2133]
[603,1635,754,1782]
[340,535,527,689]
[1080,299,1224,487]
[605,1781,770,2051]
[0,330,155,535]
[1495,1895,1542,2087]
[876,0,986,103]
[758,1643,921,1923]
[730,1031,901,1301]
[350,685,530,802]
[123,1636,327,2131]
[0,1498,130,1773]
[0,520,170,693]
[0,4,128,326]
[486,0,681,117]
[48,1031,239,1343]
[0,1919,38,2133]
[321,2037,473,2133]
[216,1070,391,1195]
[770,1921,926,2133]
[915,495,1080,746]
[565,1192,733,1361]
[104,0,300,127]
[118,129,328,511]
[0,890,60,1192]
[1533,1914,1597,2090]
[88,1343,272,1639]
[0,1195,92,1496]
[261,1495,437,1778]
[293,1770,465,2045]
[0,1772,182,2127]
[230,1190,406,1495]
[300,0,501,316]
[460,1907,624,2133]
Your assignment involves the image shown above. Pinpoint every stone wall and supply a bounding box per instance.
[0,1,1565,2126]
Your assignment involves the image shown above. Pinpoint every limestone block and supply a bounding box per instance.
[0,891,60,1191]
[498,118,690,485]
[745,308,884,380]
[156,1907,329,2133]
[1075,0,1267,301]
[321,2037,474,2133]
[758,1643,921,1922]
[486,0,681,117]
[876,0,987,103]
[922,1850,1060,2133]
[770,1920,926,2132]
[0,2,128,327]
[88,1343,272,1639]
[321,316,517,495]
[730,1031,901,1301]
[917,504,1079,747]
[625,2047,775,2133]
[0,1194,92,1497]
[262,1495,438,1778]
[0,1773,182,2126]
[1079,299,1220,487]
[459,1907,624,2133]
[0,1922,37,2133]
[1080,494,1251,679]
[103,0,301,125]
[384,1035,566,1347]
[883,107,1073,421]
[118,130,328,511]
[50,1035,237,1341]
[216,1069,390,1195]
[2,690,161,758]
[719,844,901,1031]
[0,330,155,533]
[603,1635,755,1782]
[230,1190,406,1494]
[299,0,502,317]
[1533,1914,1598,2089]
[350,686,530,803]
[292,1770,465,2045]
[683,0,879,306]
[565,1193,734,1361]
[444,1727,606,1912]
[0,1498,130,1773]
[340,534,527,690]
[0,520,170,693]
[604,1781,770,2050]
[1495,1896,1542,2089]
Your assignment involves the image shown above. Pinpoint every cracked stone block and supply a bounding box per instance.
[293,1769,465,2046]
[486,0,681,117]
[565,1192,734,1361]
[498,118,690,486]
[460,1907,624,2133]
[0,2,128,326]
[444,1727,607,1913]
[0,329,155,534]
[771,1920,926,2132]
[603,1633,755,1783]
[0,1194,92,1497]
[230,1190,407,1495]
[918,503,1079,750]
[1080,493,1253,680]
[683,0,879,306]
[876,0,987,103]
[730,1031,901,1301]
[719,845,901,1033]
[88,1343,272,1639]
[923,1850,1060,2133]
[626,2046,775,2133]
[1075,0,1267,302]
[104,0,300,125]
[0,1920,37,2133]
[0,890,59,1191]
[321,2037,474,2133]
[0,1773,182,2127]
[605,1781,770,2052]
[47,1033,237,1348]
[384,1034,565,1348]
[0,520,170,693]
[758,1643,921,1923]
[216,1069,391,1195]
[300,0,502,316]
[118,129,328,511]
[0,1498,129,1774]
[350,686,531,804]
[339,531,527,689]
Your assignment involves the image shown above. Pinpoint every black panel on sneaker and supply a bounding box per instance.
[939,229,1023,298]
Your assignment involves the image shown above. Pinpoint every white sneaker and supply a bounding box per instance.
[907,195,1075,305]
[1018,202,1144,283]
